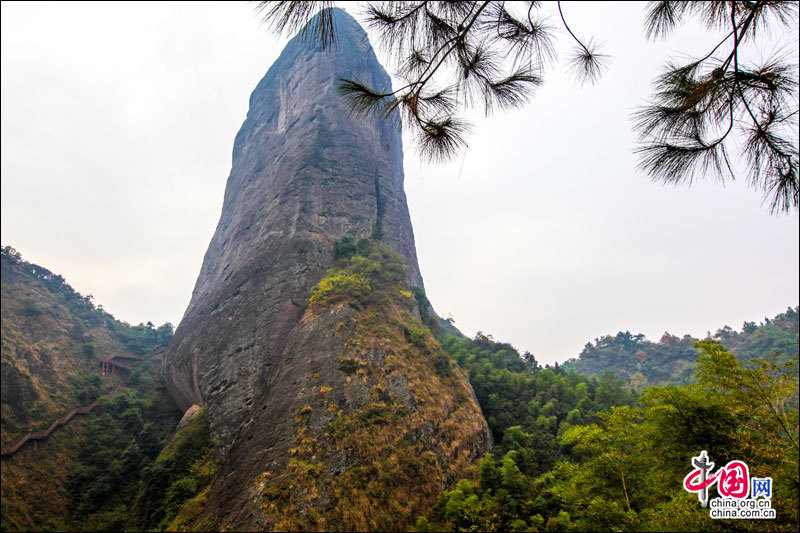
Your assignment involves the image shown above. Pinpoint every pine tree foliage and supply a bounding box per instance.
[635,1,799,214]
[258,1,798,214]
[257,1,603,163]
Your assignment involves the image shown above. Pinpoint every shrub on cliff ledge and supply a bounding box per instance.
[309,240,409,310]
[309,270,372,308]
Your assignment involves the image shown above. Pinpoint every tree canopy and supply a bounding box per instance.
[419,339,799,532]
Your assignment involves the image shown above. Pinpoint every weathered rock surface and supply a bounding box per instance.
[163,8,425,443]
[163,9,492,530]
[176,403,202,430]
[195,271,492,531]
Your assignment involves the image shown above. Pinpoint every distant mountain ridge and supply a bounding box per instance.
[563,306,799,386]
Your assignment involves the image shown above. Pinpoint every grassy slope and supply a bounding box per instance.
[241,242,489,531]
[1,257,122,446]
[1,256,125,529]
[0,251,179,531]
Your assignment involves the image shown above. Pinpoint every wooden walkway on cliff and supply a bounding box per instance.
[0,384,121,456]
[98,353,144,375]
[1,347,166,457]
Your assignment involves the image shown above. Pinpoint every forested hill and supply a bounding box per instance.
[421,316,798,531]
[564,306,799,386]
[1,246,174,354]
[1,245,180,531]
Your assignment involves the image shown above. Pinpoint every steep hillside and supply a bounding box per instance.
[0,246,180,531]
[2,248,125,448]
[565,306,799,386]
[186,241,490,531]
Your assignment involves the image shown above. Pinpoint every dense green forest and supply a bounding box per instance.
[65,376,183,531]
[418,338,799,532]
[439,332,636,471]
[565,306,799,387]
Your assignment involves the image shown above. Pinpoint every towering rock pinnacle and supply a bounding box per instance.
[164,8,423,441]
[163,9,491,530]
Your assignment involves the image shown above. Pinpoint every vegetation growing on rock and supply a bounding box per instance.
[199,240,491,531]
[133,406,219,531]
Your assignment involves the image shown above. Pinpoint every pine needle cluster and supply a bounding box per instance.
[635,1,798,214]
[258,1,798,214]
[257,1,607,163]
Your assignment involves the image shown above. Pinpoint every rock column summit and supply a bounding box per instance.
[163,8,425,442]
[163,10,492,530]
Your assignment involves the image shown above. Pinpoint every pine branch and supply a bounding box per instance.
[256,1,338,50]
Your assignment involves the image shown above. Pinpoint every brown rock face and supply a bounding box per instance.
[164,9,492,529]
[163,8,424,442]
[198,291,492,531]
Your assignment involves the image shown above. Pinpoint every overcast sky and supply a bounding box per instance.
[2,1,798,365]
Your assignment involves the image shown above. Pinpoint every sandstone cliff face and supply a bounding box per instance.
[194,243,492,531]
[163,9,492,529]
[163,8,424,442]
